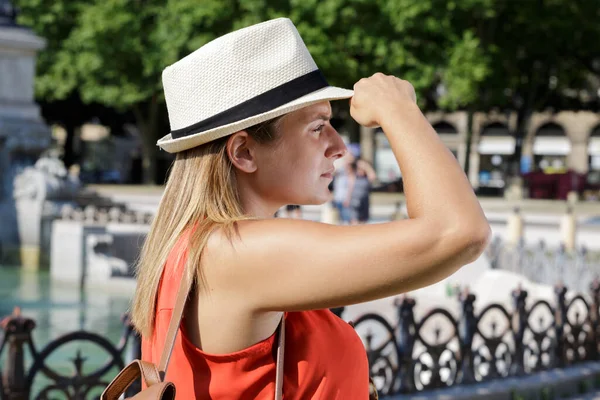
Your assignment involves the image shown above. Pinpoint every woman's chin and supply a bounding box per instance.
[283,189,332,207]
[310,193,333,206]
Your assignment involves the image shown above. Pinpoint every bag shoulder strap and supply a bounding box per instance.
[157,267,194,373]
[101,360,163,400]
[157,264,286,399]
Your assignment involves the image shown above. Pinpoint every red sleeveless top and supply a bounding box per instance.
[141,233,370,399]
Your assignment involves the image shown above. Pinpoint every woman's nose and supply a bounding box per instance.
[325,128,347,159]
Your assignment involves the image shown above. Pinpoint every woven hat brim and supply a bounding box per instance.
[157,86,353,153]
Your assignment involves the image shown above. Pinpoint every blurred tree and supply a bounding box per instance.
[15,0,493,180]
[16,0,301,183]
[17,0,597,184]
[463,0,600,177]
[286,0,493,146]
[14,0,134,169]
[381,0,494,175]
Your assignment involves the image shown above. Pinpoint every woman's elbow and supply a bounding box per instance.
[460,220,492,263]
[445,219,492,265]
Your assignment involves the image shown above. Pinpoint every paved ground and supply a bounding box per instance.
[386,362,600,400]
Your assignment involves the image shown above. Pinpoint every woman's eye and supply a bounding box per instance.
[313,124,325,134]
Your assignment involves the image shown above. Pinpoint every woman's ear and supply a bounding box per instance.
[226,131,257,173]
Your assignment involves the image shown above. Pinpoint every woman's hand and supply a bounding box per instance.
[349,73,417,128]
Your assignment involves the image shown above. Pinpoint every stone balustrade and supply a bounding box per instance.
[58,204,154,225]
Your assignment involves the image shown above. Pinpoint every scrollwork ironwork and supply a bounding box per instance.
[352,313,400,396]
[523,300,556,373]
[352,281,600,396]
[0,310,139,400]
[3,280,600,398]
[412,309,460,391]
[473,304,514,381]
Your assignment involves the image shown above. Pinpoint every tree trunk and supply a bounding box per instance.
[140,133,158,184]
[463,108,474,176]
[133,97,160,184]
[62,121,78,169]
[511,107,531,177]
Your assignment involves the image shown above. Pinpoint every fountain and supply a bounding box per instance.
[0,0,53,267]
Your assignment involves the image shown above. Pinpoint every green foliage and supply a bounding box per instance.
[13,0,600,181]
[14,0,84,100]
[15,0,496,113]
[579,379,591,394]
[439,30,489,109]
[473,0,600,112]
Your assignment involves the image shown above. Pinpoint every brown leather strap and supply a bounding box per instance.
[157,268,194,374]
[275,316,285,400]
[101,360,161,399]
[156,262,286,399]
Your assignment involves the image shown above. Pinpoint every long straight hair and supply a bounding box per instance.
[131,118,282,337]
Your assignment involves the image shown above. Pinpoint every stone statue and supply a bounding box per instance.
[13,156,81,202]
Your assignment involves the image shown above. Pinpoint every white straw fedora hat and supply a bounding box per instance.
[157,17,354,153]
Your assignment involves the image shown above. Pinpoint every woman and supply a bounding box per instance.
[132,18,490,399]
[348,159,377,224]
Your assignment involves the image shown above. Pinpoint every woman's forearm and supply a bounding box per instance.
[380,103,488,235]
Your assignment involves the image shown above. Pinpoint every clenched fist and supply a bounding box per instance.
[349,73,417,128]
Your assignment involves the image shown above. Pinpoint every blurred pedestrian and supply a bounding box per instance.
[348,159,377,224]
[331,154,354,224]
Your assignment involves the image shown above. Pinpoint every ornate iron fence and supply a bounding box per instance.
[485,237,600,293]
[2,282,600,399]
[0,308,140,400]
[346,281,600,397]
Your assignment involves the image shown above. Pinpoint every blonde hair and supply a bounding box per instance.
[131,118,282,337]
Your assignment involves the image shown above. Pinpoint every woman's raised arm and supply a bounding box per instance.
[202,73,491,312]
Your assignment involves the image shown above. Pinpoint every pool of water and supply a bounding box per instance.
[0,266,132,344]
[0,266,133,398]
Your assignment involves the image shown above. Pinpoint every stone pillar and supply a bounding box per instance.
[0,20,50,265]
[0,26,46,116]
[567,139,589,174]
[506,207,523,246]
[521,141,534,168]
[560,111,599,174]
[359,126,375,164]
[468,146,480,189]
[504,176,525,200]
[457,137,467,171]
[560,207,577,252]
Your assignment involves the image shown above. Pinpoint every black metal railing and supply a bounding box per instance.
[2,281,600,399]
[346,281,600,397]
[0,308,140,400]
[485,237,600,293]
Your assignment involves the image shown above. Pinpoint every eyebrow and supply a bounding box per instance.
[311,113,331,122]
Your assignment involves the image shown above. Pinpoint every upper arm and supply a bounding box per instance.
[202,217,489,312]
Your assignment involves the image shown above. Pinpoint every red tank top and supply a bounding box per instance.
[141,232,370,399]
